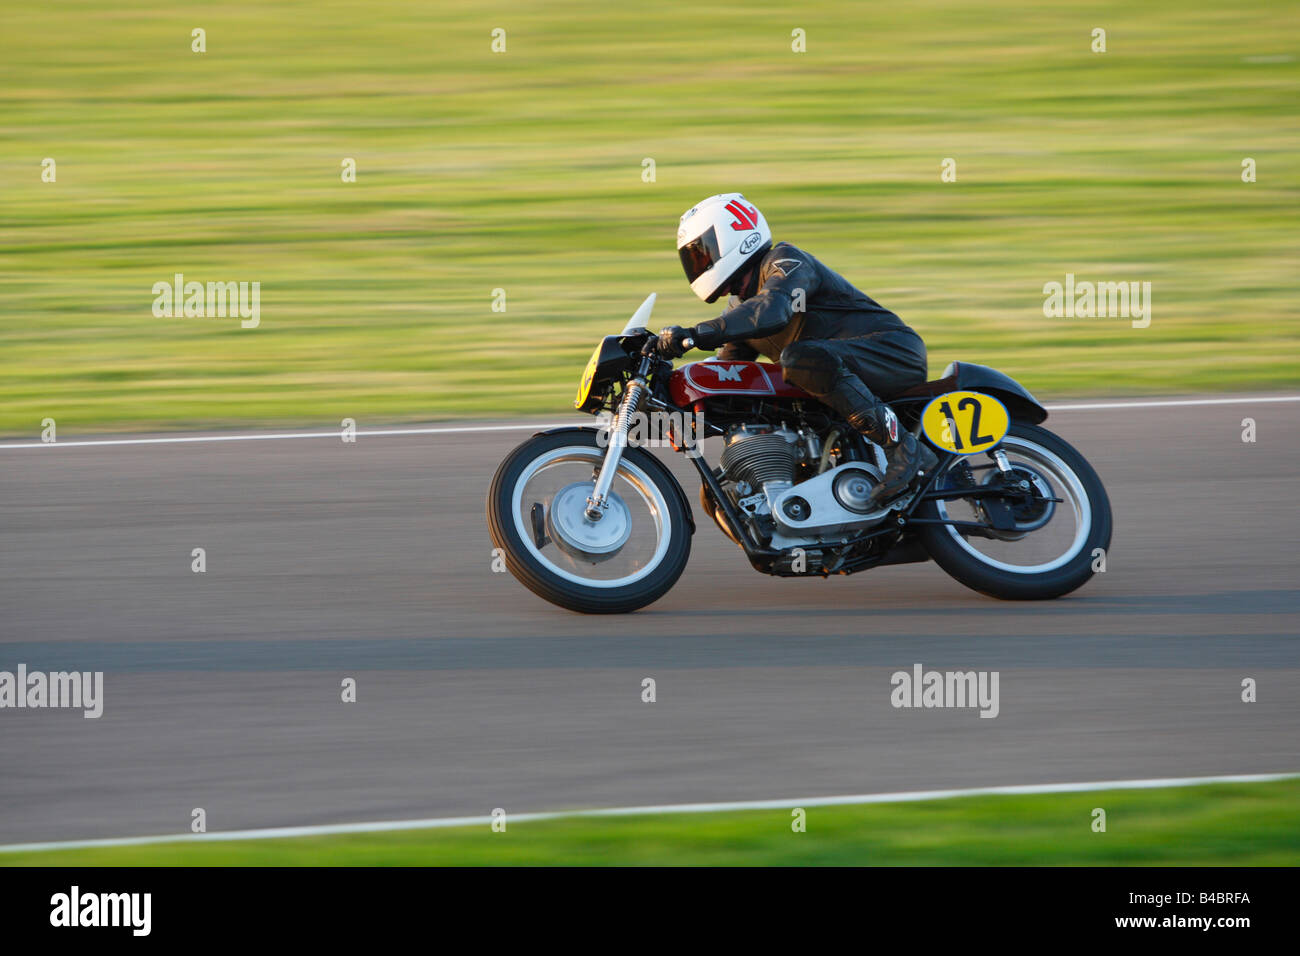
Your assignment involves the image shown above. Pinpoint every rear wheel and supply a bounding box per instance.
[487,429,692,613]
[914,422,1111,599]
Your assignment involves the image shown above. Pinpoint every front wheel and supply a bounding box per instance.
[914,421,1112,600]
[486,429,692,613]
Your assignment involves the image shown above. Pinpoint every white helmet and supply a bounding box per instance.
[676,193,772,303]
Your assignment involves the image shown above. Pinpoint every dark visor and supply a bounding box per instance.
[678,226,721,283]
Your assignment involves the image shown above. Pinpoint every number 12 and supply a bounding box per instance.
[938,397,994,450]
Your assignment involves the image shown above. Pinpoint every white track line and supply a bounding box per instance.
[0,771,1294,855]
[0,423,577,450]
[1046,395,1300,411]
[0,395,1296,450]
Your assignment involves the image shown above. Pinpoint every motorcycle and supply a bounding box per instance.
[487,294,1112,613]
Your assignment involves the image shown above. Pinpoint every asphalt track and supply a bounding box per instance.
[1,397,1297,845]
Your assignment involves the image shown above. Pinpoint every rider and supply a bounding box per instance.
[659,192,936,507]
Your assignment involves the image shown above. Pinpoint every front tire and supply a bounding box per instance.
[487,429,692,613]
[915,422,1112,600]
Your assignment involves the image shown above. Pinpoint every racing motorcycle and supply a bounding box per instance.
[487,294,1112,613]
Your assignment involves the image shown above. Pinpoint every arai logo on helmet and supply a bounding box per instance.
[739,233,763,254]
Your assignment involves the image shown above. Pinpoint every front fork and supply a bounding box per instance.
[585,378,647,521]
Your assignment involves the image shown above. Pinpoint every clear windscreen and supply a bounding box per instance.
[620,292,657,334]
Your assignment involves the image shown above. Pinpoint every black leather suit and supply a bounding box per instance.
[691,242,928,440]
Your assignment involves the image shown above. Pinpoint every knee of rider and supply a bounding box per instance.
[781,340,830,374]
[780,341,838,392]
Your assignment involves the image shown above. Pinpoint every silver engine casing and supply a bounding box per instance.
[769,461,892,544]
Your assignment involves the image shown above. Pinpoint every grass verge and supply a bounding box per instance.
[5,778,1297,866]
[1,1,1297,435]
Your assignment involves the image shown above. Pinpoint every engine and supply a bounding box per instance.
[718,424,808,543]
[720,424,801,498]
[718,423,893,551]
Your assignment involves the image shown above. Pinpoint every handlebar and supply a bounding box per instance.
[641,334,695,357]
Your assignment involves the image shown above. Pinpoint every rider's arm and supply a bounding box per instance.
[692,252,819,349]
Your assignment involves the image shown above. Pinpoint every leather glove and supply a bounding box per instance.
[656,325,694,359]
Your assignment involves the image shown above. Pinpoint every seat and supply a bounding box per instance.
[886,362,960,401]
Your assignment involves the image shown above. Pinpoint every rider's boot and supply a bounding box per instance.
[831,368,937,508]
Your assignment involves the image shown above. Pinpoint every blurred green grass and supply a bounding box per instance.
[0,1,1296,435]
[5,779,1298,866]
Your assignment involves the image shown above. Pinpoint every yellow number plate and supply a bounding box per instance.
[920,390,1010,455]
[574,344,602,409]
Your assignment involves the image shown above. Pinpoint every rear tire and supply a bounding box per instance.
[915,422,1112,600]
[487,430,692,613]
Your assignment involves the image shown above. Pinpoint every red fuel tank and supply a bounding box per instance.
[668,360,811,406]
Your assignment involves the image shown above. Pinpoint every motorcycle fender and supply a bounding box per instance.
[950,362,1048,424]
[531,426,695,534]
